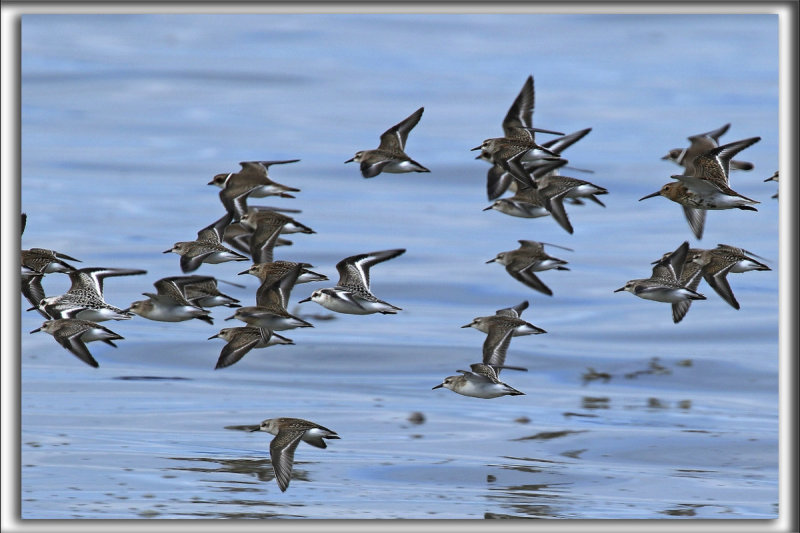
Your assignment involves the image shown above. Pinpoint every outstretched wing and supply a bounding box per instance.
[378,107,424,152]
[269,429,306,492]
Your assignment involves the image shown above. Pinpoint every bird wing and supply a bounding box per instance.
[703,261,740,310]
[495,300,529,318]
[215,332,261,370]
[55,326,100,368]
[336,249,405,290]
[378,107,424,152]
[481,325,516,368]
[249,219,285,264]
[508,265,553,296]
[502,75,534,134]
[269,429,307,492]
[682,206,706,240]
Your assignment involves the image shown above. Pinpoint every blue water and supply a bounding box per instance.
[16,13,780,519]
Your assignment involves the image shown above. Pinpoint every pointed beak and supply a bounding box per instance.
[344,157,355,164]
[485,258,496,264]
[207,180,215,185]
[225,314,237,321]
[163,249,173,254]
[613,287,625,293]
[639,191,661,201]
[474,153,485,160]
[208,333,220,340]
[237,269,250,275]
[29,327,42,334]
[432,383,444,390]
[482,205,494,211]
[460,323,472,328]
[470,145,482,151]
[297,297,312,303]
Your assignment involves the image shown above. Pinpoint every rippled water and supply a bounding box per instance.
[16,13,780,519]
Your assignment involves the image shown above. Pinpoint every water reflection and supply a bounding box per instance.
[581,396,610,409]
[167,456,278,483]
[659,503,734,517]
[624,357,672,379]
[112,376,191,381]
[581,356,692,384]
[581,367,611,385]
[512,430,588,442]
[485,478,570,518]
[163,455,316,517]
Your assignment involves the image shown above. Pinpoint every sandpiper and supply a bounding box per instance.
[249,417,340,492]
[240,261,328,287]
[651,247,705,323]
[483,186,550,219]
[485,122,590,199]
[764,170,778,199]
[197,179,302,254]
[36,267,146,321]
[209,327,293,369]
[346,107,430,178]
[473,75,566,189]
[164,234,249,274]
[641,137,761,238]
[495,74,564,154]
[21,247,81,273]
[177,275,242,308]
[462,312,546,339]
[239,210,314,235]
[615,242,707,319]
[38,292,134,322]
[471,136,560,188]
[433,363,525,399]
[240,261,327,314]
[30,318,124,368]
[690,244,771,310]
[225,303,313,331]
[535,172,609,234]
[127,277,214,324]
[487,240,571,296]
[209,160,301,198]
[462,300,543,335]
[238,210,314,264]
[298,248,405,314]
[662,123,753,174]
[127,298,212,324]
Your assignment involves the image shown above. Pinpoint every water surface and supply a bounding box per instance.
[17,13,779,520]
